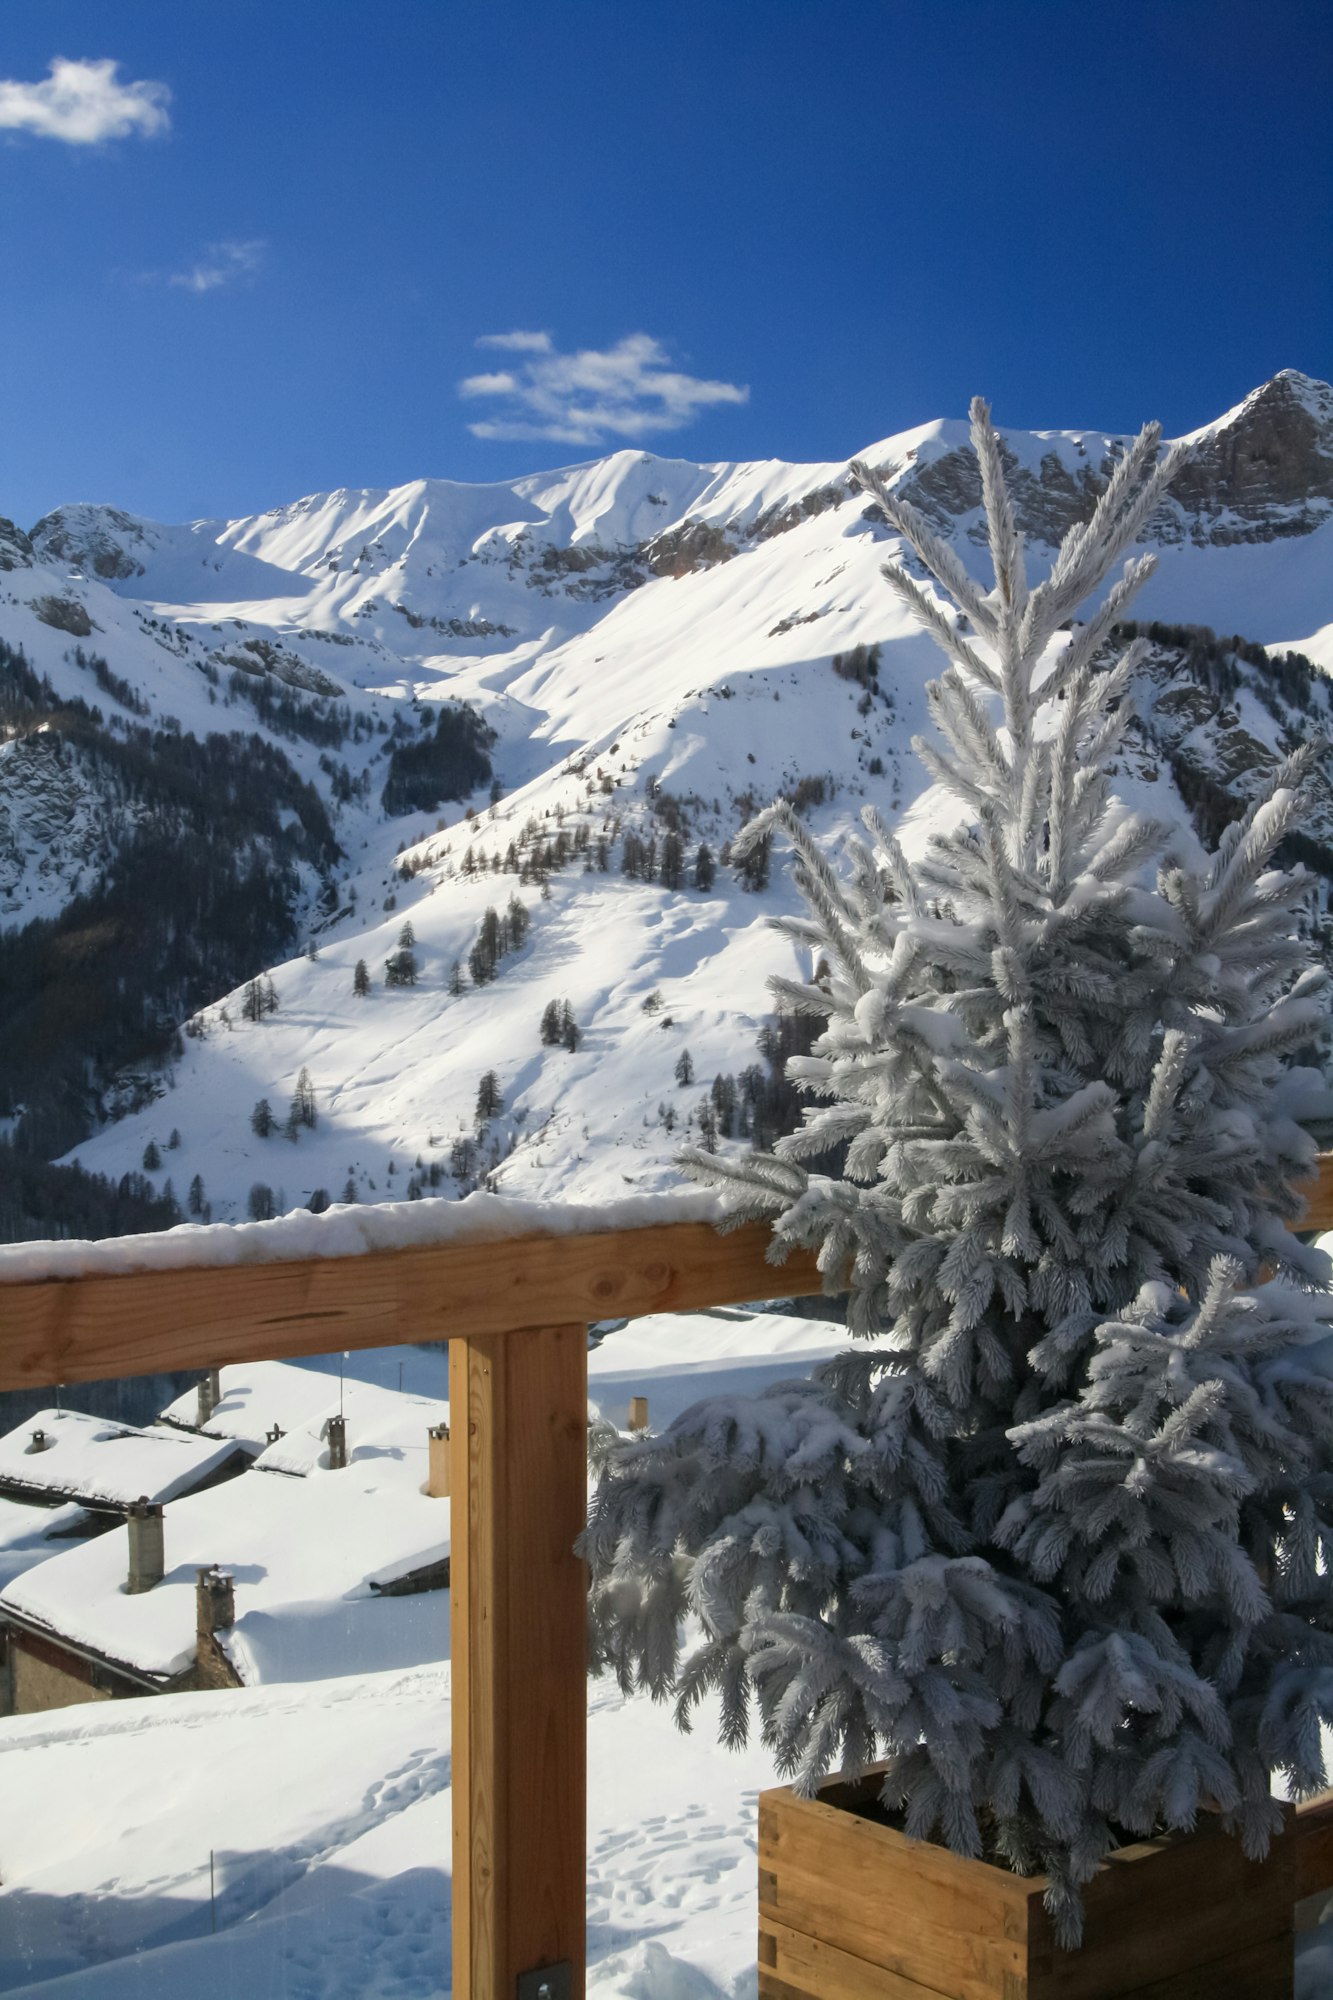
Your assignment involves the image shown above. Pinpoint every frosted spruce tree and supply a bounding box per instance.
[582,402,1333,1942]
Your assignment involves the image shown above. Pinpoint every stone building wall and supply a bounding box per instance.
[9,1633,115,1715]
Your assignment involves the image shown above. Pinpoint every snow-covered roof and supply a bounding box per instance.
[0,1408,242,1510]
[250,1380,450,1478]
[0,1393,451,1684]
[587,1306,851,1431]
[158,1350,453,1452]
[0,1495,94,1592]
[159,1358,346,1453]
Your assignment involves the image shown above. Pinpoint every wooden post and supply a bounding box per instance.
[427,1422,450,1497]
[451,1323,588,2000]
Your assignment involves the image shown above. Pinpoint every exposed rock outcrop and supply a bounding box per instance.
[0,519,34,572]
[28,505,150,580]
[1170,370,1333,542]
[866,370,1333,554]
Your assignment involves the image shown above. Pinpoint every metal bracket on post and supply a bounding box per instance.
[516,1965,572,2000]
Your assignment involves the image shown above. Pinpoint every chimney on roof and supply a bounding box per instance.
[27,1427,49,1454]
[326,1413,347,1470]
[266,1424,284,1447]
[196,1565,235,1644]
[628,1396,650,1434]
[427,1423,450,1498]
[196,1367,222,1427]
[126,1498,165,1594]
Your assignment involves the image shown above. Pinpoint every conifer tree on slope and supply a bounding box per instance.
[582,401,1333,1943]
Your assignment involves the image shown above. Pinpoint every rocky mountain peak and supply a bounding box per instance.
[0,518,35,573]
[28,504,150,581]
[868,370,1333,556]
[1168,368,1333,540]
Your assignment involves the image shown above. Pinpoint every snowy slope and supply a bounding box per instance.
[0,372,1329,1225]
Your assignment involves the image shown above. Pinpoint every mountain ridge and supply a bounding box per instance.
[1,371,1330,1235]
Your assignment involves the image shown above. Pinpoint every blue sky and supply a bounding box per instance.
[1,1,1329,526]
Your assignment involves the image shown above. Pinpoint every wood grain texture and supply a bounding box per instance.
[760,1789,1027,1999]
[1030,1817,1296,1999]
[760,1913,961,1999]
[3,1154,1330,1394]
[1105,1935,1293,2000]
[1294,1790,1333,1907]
[0,1220,826,1391]
[761,1774,1303,1999]
[450,1324,588,2000]
[1297,1160,1333,1235]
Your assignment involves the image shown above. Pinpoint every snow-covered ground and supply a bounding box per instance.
[1,1309,1330,1997]
[0,1660,786,2000]
[0,1311,850,1997]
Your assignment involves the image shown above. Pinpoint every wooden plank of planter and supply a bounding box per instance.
[0,1220,827,1391]
[1298,1158,1333,1235]
[450,1322,588,2000]
[1094,1936,1292,1999]
[1294,1789,1333,1925]
[760,1912,968,1998]
[760,1786,1030,1998]
[761,1774,1302,2000]
[1031,1818,1296,1999]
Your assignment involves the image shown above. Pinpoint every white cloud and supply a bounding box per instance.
[476,330,553,354]
[0,57,170,145]
[168,240,267,295]
[459,331,749,445]
[459,370,520,397]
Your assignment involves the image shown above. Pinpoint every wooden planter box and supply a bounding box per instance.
[759,1766,1322,2000]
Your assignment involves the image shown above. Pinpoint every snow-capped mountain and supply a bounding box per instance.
[2,369,1331,1233]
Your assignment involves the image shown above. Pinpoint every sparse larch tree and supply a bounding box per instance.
[291,1067,317,1130]
[475,1070,502,1123]
[660,831,684,890]
[540,999,563,1047]
[693,841,716,892]
[247,1183,276,1221]
[468,907,502,986]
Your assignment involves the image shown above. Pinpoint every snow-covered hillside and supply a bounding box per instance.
[1,370,1330,1228]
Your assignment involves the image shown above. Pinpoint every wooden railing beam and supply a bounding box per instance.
[0,1221,827,1393]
